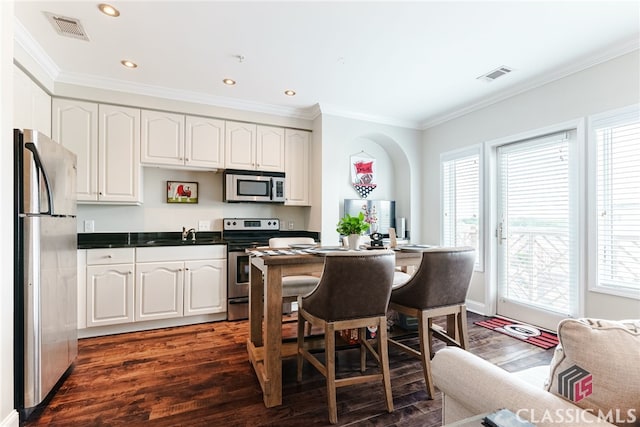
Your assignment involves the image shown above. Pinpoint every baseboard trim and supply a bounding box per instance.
[0,410,19,427]
[466,299,491,317]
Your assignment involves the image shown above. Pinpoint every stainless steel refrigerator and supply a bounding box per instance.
[14,129,77,419]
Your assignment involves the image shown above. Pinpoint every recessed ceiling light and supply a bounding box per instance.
[98,3,120,17]
[284,90,296,96]
[223,78,236,86]
[120,60,137,69]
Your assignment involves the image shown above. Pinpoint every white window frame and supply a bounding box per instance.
[484,118,586,321]
[587,104,640,300]
[440,144,484,271]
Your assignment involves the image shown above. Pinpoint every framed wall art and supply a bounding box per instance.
[167,181,198,204]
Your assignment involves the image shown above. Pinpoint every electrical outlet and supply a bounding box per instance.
[288,220,294,230]
[83,220,94,233]
[198,220,211,231]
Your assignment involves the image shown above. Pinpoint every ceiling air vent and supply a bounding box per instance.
[45,12,90,41]
[477,65,513,82]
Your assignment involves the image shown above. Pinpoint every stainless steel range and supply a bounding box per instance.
[223,218,281,320]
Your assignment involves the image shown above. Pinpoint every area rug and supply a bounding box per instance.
[474,317,559,349]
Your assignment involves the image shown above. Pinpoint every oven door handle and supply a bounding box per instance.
[229,297,249,304]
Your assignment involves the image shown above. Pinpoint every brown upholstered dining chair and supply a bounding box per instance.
[387,246,475,399]
[296,250,396,424]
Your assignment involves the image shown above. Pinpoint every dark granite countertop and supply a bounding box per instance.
[78,230,321,249]
[78,232,225,249]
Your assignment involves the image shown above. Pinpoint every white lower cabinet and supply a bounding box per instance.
[86,248,135,327]
[83,245,226,331]
[135,261,184,321]
[184,259,226,315]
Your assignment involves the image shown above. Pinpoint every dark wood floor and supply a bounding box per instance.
[25,312,554,426]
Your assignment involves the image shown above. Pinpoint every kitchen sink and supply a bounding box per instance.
[143,239,217,246]
[145,239,190,245]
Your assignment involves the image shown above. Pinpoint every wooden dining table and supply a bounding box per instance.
[246,248,422,408]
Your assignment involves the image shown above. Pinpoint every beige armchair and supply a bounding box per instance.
[432,317,640,426]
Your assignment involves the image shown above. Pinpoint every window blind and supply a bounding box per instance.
[441,150,480,269]
[497,131,577,316]
[592,106,640,294]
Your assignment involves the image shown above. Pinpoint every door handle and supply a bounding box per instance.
[25,142,53,215]
[497,223,507,245]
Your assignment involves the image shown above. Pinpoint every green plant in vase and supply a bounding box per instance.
[336,212,370,250]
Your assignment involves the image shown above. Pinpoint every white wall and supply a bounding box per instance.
[320,114,422,246]
[422,50,640,320]
[1,2,19,426]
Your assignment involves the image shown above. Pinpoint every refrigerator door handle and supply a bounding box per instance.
[24,142,53,215]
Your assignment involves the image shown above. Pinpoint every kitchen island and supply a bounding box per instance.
[247,249,422,408]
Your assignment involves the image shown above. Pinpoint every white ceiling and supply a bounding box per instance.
[14,1,640,129]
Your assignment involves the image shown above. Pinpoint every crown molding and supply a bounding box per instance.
[13,17,60,81]
[318,103,422,130]
[56,71,320,120]
[420,38,640,130]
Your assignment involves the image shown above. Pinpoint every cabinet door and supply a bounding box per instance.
[52,99,99,201]
[225,121,256,169]
[185,116,225,168]
[256,125,285,172]
[135,262,184,321]
[77,250,87,329]
[284,129,311,206]
[140,110,185,166]
[86,264,134,327]
[14,65,52,137]
[184,259,226,316]
[99,105,141,203]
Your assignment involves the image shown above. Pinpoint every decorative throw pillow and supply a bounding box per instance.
[545,318,640,426]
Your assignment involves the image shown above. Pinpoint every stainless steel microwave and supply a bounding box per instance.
[223,169,286,203]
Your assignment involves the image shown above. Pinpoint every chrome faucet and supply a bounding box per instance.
[182,227,196,241]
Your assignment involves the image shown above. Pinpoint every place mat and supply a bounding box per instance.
[474,317,559,349]
[248,249,315,257]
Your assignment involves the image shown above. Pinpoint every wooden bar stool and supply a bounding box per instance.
[296,250,396,424]
[387,247,475,399]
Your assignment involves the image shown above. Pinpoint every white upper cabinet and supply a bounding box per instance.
[141,111,224,169]
[140,110,184,166]
[225,122,285,171]
[14,65,51,137]
[256,125,285,172]
[53,100,141,204]
[225,121,256,170]
[99,104,142,203]
[284,129,311,206]
[185,116,225,168]
[52,99,98,201]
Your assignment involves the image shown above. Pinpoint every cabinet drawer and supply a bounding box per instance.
[87,248,135,265]
[136,245,226,262]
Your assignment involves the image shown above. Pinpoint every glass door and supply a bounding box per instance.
[496,130,579,330]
